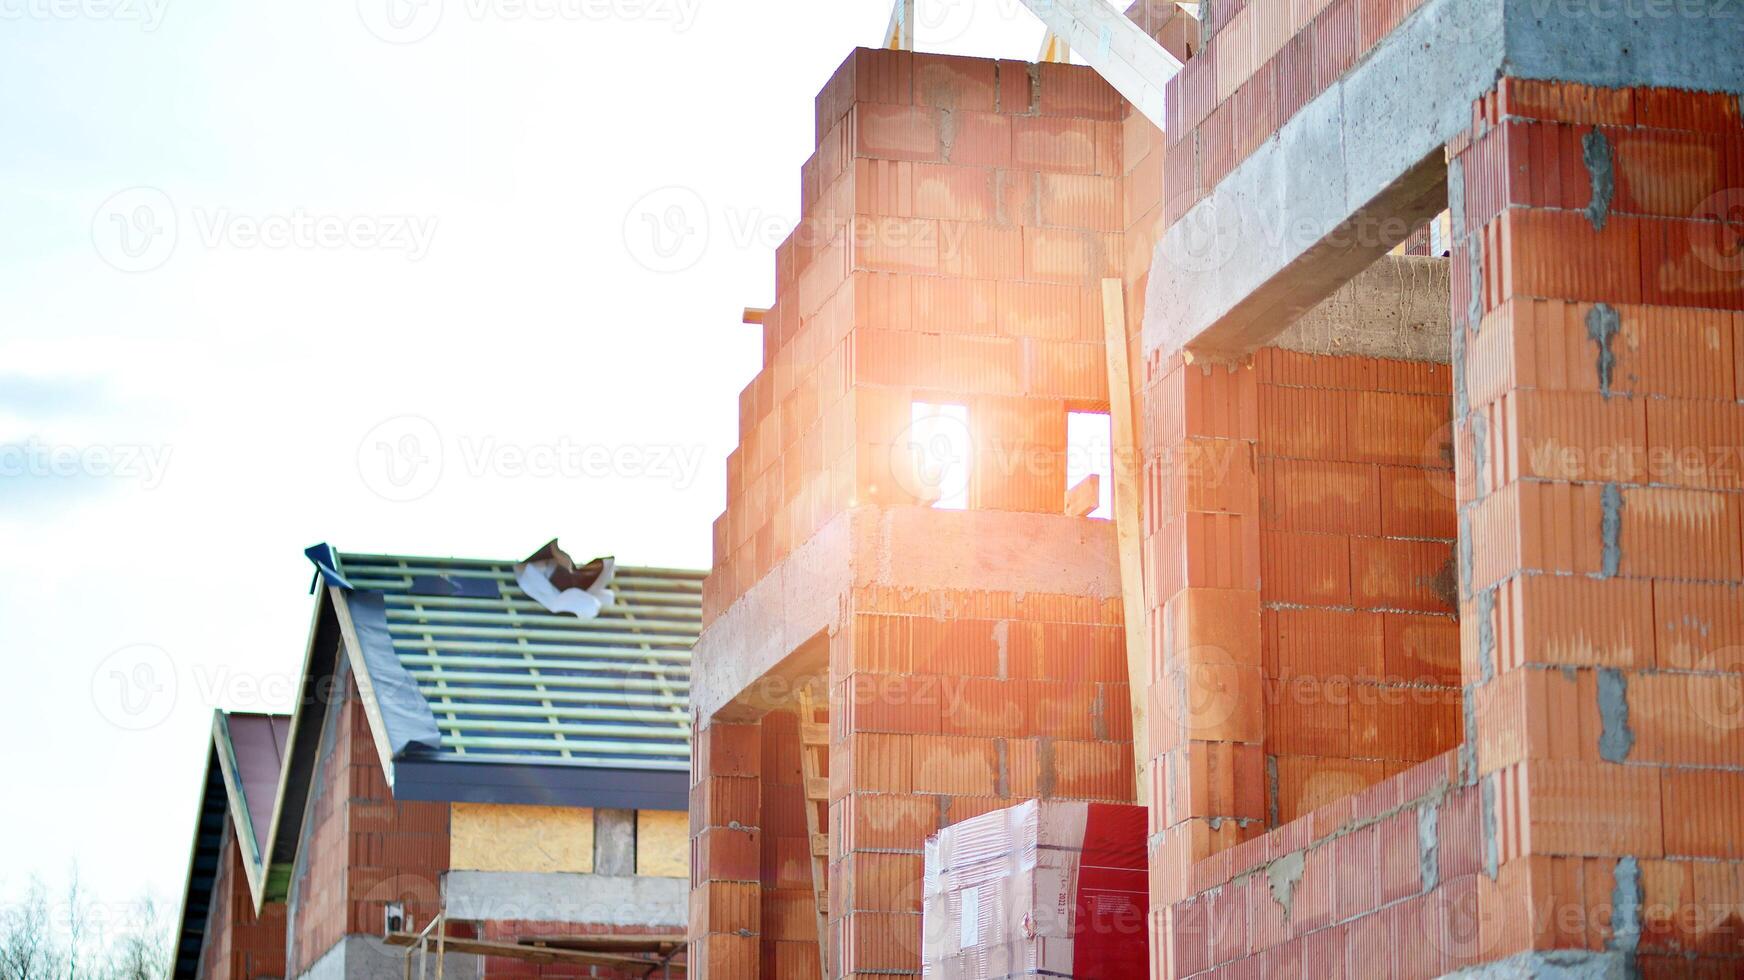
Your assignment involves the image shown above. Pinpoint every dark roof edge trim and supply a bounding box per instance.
[391,758,689,812]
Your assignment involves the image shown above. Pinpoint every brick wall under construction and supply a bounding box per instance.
[691,49,1140,980]
[692,24,1744,980]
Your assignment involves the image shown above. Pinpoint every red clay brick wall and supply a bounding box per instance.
[1451,78,1744,975]
[693,49,1142,980]
[702,48,1128,626]
[1255,348,1461,825]
[286,669,450,977]
[827,587,1134,977]
[198,824,288,980]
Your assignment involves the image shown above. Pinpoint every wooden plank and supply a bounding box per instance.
[1101,278,1150,805]
[382,933,682,972]
[1065,473,1101,518]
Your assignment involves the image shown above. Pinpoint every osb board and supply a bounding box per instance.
[635,810,687,877]
[450,803,594,874]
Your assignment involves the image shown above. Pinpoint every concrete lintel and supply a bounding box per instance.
[692,506,1121,723]
[441,871,686,929]
[1145,0,1501,360]
[1271,255,1453,363]
[1146,0,1744,361]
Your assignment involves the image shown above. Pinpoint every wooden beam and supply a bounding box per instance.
[1038,30,1071,63]
[1100,278,1150,804]
[1065,473,1100,517]
[742,307,768,325]
[383,933,684,973]
[884,0,914,50]
[1013,0,1181,129]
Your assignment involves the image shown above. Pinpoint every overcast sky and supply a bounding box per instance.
[0,0,1067,919]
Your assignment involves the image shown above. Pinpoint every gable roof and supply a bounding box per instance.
[172,711,290,979]
[333,551,700,773]
[253,545,703,909]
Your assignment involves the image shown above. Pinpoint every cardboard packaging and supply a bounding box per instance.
[922,800,1148,979]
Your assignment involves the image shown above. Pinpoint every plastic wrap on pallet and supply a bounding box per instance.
[922,800,1148,979]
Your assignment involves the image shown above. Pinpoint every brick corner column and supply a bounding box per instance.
[1141,354,1267,979]
[1450,76,1744,973]
[689,719,763,979]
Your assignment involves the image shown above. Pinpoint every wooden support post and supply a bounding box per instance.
[1100,278,1149,805]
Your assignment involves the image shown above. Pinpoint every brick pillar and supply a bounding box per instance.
[1142,356,1267,978]
[689,721,762,979]
[1452,78,1744,972]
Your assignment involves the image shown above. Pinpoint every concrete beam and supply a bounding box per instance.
[1143,0,1744,360]
[1272,255,1452,364]
[1014,0,1181,127]
[441,871,686,929]
[691,505,1120,724]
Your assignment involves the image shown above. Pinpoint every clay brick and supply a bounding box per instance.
[937,677,1025,737]
[936,221,1023,281]
[1266,677,1352,757]
[1011,115,1101,174]
[994,280,1099,341]
[1378,465,1457,539]
[1487,388,1649,490]
[1268,606,1385,680]
[1261,384,1347,459]
[1619,486,1744,580]
[1503,758,1663,858]
[1273,755,1383,825]
[910,274,996,335]
[910,735,997,796]
[1261,529,1352,606]
[1037,172,1122,232]
[1495,573,1655,671]
[945,110,1011,168]
[1036,62,1123,120]
[1348,391,1451,468]
[840,733,912,795]
[854,103,941,162]
[698,723,762,780]
[845,852,925,913]
[1628,672,1744,769]
[1351,536,1456,613]
[1498,77,1635,127]
[1661,770,1744,859]
[1050,739,1135,801]
[1501,208,1644,306]
[907,163,996,222]
[1021,226,1120,284]
[838,793,933,853]
[1653,580,1744,671]
[912,53,997,113]
[1262,458,1381,535]
[1164,587,1262,669]
[1645,398,1744,492]
[993,59,1032,115]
